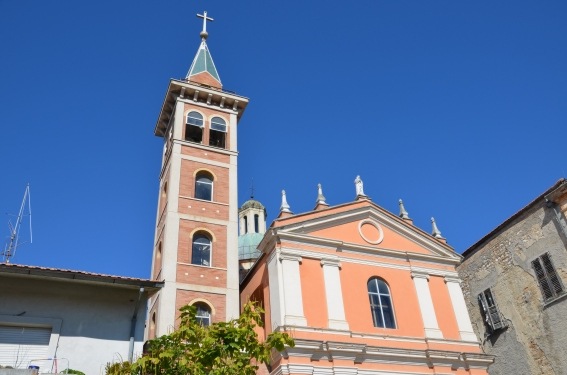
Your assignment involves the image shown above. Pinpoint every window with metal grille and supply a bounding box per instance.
[185,111,204,143]
[532,253,564,302]
[478,288,506,333]
[367,278,396,329]
[209,117,226,148]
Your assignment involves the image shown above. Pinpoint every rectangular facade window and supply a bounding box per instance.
[478,288,506,332]
[531,253,565,302]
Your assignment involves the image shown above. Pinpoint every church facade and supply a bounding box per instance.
[148,11,493,374]
[241,189,493,374]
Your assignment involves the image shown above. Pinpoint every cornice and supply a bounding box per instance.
[155,79,249,137]
[176,141,237,158]
[277,338,493,372]
[273,243,460,278]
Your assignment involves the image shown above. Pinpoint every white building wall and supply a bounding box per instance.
[0,275,151,375]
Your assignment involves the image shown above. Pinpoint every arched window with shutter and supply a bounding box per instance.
[209,116,227,148]
[185,111,204,143]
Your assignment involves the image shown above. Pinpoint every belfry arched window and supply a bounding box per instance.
[194,302,212,326]
[192,233,212,266]
[185,111,204,143]
[195,171,213,201]
[209,117,227,148]
[367,278,396,329]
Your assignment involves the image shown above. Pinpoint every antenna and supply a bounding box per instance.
[2,184,32,263]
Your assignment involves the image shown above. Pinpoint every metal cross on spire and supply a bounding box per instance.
[197,11,214,40]
[250,179,255,199]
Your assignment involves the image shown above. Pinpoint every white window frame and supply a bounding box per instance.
[191,233,212,267]
[194,173,213,201]
[367,278,396,329]
[209,117,227,148]
[194,303,212,326]
[186,111,204,127]
[185,111,204,143]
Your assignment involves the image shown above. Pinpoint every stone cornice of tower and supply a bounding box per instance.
[154,78,249,137]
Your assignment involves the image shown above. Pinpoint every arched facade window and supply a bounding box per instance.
[209,117,227,148]
[254,214,259,233]
[185,111,204,143]
[195,172,213,201]
[192,232,212,266]
[194,302,212,326]
[367,277,396,329]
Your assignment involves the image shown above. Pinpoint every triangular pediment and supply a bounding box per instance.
[273,201,459,261]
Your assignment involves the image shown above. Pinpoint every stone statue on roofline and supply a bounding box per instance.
[355,175,366,197]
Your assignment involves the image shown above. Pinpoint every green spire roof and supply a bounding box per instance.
[186,40,221,84]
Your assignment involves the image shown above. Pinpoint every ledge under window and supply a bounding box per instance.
[543,292,567,309]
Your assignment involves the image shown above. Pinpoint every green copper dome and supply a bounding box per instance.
[238,232,263,260]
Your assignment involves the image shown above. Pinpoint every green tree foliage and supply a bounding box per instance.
[106,301,293,375]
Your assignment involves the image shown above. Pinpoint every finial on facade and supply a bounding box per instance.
[399,199,410,220]
[197,11,214,40]
[316,183,327,205]
[431,217,444,239]
[250,179,255,199]
[280,190,292,213]
[354,175,366,197]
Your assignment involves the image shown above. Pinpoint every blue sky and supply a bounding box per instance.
[1,1,566,278]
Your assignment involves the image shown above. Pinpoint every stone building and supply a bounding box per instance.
[457,178,567,375]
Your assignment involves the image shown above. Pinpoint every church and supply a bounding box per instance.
[147,10,493,375]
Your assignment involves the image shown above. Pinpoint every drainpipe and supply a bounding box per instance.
[128,287,145,362]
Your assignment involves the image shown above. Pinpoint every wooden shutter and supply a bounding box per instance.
[541,253,564,295]
[478,289,506,332]
[532,253,564,301]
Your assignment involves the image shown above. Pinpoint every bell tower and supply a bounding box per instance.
[148,11,249,338]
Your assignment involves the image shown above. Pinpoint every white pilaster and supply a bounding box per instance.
[229,112,238,152]
[225,152,239,320]
[411,272,443,339]
[280,251,307,326]
[267,250,283,328]
[173,101,184,140]
[445,277,478,342]
[321,258,349,330]
[156,143,182,336]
